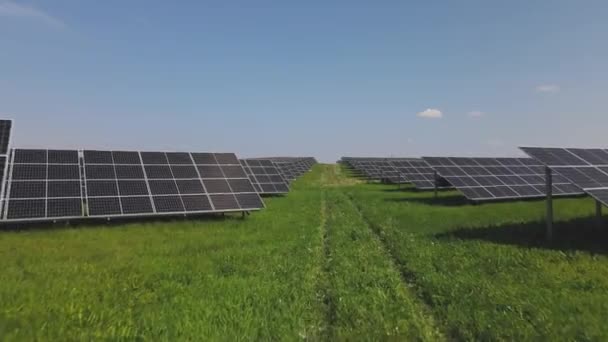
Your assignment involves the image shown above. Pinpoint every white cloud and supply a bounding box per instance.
[535,84,560,93]
[467,110,484,118]
[0,1,65,28]
[417,108,442,119]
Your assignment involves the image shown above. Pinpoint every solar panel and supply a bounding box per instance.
[521,147,608,206]
[83,150,155,216]
[4,149,84,220]
[0,120,13,218]
[0,120,12,155]
[240,159,290,194]
[2,149,263,221]
[423,156,583,201]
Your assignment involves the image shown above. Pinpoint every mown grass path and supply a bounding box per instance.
[307,165,444,340]
[1,164,608,340]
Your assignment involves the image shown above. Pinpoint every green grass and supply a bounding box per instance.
[322,189,442,340]
[344,176,608,341]
[0,187,327,340]
[1,164,608,340]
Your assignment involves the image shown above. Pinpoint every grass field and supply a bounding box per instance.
[1,164,608,340]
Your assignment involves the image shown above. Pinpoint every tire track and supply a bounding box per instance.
[343,191,447,340]
[315,190,336,340]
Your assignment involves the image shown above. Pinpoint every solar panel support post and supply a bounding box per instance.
[595,200,603,228]
[434,170,438,199]
[545,166,553,241]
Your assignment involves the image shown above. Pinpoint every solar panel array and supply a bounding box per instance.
[521,147,608,207]
[0,118,316,224]
[267,157,317,183]
[5,114,600,228]
[341,157,448,188]
[423,157,583,201]
[341,158,384,180]
[2,149,264,221]
[341,157,406,182]
[240,158,290,194]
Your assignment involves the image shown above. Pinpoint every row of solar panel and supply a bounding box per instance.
[6,152,313,190]
[341,157,442,189]
[342,151,608,208]
[241,157,316,191]
[11,163,248,180]
[0,119,320,223]
[4,193,264,219]
[1,149,265,221]
[13,149,242,165]
[521,147,608,207]
[340,156,585,202]
[269,157,317,183]
[0,152,315,222]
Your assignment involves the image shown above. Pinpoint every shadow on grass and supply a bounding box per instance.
[385,194,471,207]
[340,167,368,179]
[436,216,608,255]
[382,187,411,193]
[348,173,368,179]
[381,187,452,193]
[0,211,249,232]
[260,194,287,198]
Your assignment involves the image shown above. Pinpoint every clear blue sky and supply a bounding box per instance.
[1,1,607,162]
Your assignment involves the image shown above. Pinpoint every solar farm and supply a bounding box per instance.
[2,119,608,340]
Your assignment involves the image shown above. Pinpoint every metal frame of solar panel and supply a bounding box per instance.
[2,149,264,222]
[0,119,13,216]
[240,158,290,195]
[520,147,608,207]
[423,157,583,201]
